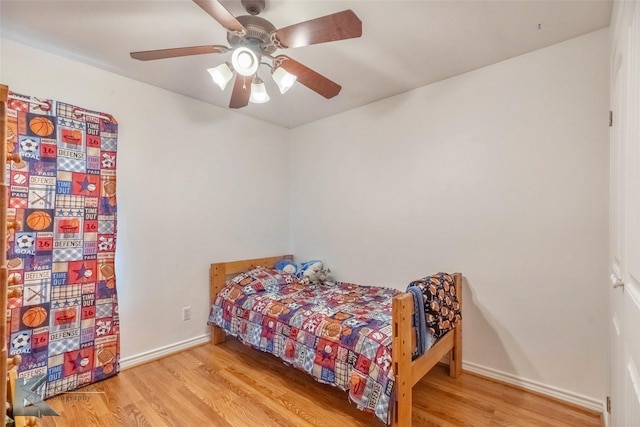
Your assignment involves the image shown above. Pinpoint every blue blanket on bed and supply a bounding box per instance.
[406,285,428,359]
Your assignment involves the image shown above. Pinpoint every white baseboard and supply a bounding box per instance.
[462,361,606,415]
[119,334,211,370]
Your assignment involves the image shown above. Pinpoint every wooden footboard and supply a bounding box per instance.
[391,272,462,427]
[209,256,462,427]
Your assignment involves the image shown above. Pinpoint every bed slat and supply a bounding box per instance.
[450,272,463,378]
[411,332,454,387]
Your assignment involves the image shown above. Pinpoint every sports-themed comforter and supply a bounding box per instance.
[208,267,400,424]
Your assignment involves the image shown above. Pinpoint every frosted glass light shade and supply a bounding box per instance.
[272,67,297,94]
[207,63,233,90]
[249,78,270,104]
[231,47,259,77]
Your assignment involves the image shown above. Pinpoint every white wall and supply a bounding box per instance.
[0,39,290,359]
[289,30,610,404]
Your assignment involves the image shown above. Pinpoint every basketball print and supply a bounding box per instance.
[29,116,55,137]
[22,306,48,328]
[26,211,52,231]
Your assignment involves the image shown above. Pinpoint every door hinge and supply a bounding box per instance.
[609,111,613,127]
[607,395,611,413]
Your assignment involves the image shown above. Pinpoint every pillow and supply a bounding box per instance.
[274,259,298,275]
[230,266,295,294]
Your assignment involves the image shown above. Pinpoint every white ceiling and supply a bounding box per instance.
[0,0,612,128]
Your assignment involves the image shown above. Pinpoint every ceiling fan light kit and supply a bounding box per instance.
[207,62,234,90]
[231,46,260,77]
[249,76,270,104]
[130,0,362,109]
[271,66,297,94]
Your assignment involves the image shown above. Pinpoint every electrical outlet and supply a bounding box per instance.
[182,306,191,321]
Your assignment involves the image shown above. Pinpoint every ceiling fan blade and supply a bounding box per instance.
[193,0,246,35]
[276,56,341,99]
[130,45,229,61]
[273,10,362,49]
[229,74,251,109]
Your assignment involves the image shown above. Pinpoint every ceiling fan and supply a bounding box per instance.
[130,0,362,109]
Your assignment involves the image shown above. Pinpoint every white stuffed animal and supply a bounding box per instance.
[299,260,335,285]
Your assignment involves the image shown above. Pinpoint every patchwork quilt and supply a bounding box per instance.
[208,268,400,424]
[4,92,119,398]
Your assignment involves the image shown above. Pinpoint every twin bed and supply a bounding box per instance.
[208,255,462,427]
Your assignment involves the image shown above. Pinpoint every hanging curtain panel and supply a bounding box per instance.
[4,91,119,397]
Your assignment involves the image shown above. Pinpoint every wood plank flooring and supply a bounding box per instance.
[37,339,602,427]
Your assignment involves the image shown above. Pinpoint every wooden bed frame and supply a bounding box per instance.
[209,255,462,427]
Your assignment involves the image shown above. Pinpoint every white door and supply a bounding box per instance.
[610,1,640,425]
[609,29,624,427]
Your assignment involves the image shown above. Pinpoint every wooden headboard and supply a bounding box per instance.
[209,254,293,305]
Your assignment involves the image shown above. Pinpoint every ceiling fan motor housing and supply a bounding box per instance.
[227,15,277,54]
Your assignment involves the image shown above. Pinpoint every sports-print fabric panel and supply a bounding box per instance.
[5,92,119,398]
[209,276,400,425]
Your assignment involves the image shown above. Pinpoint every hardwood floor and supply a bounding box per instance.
[38,340,602,427]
